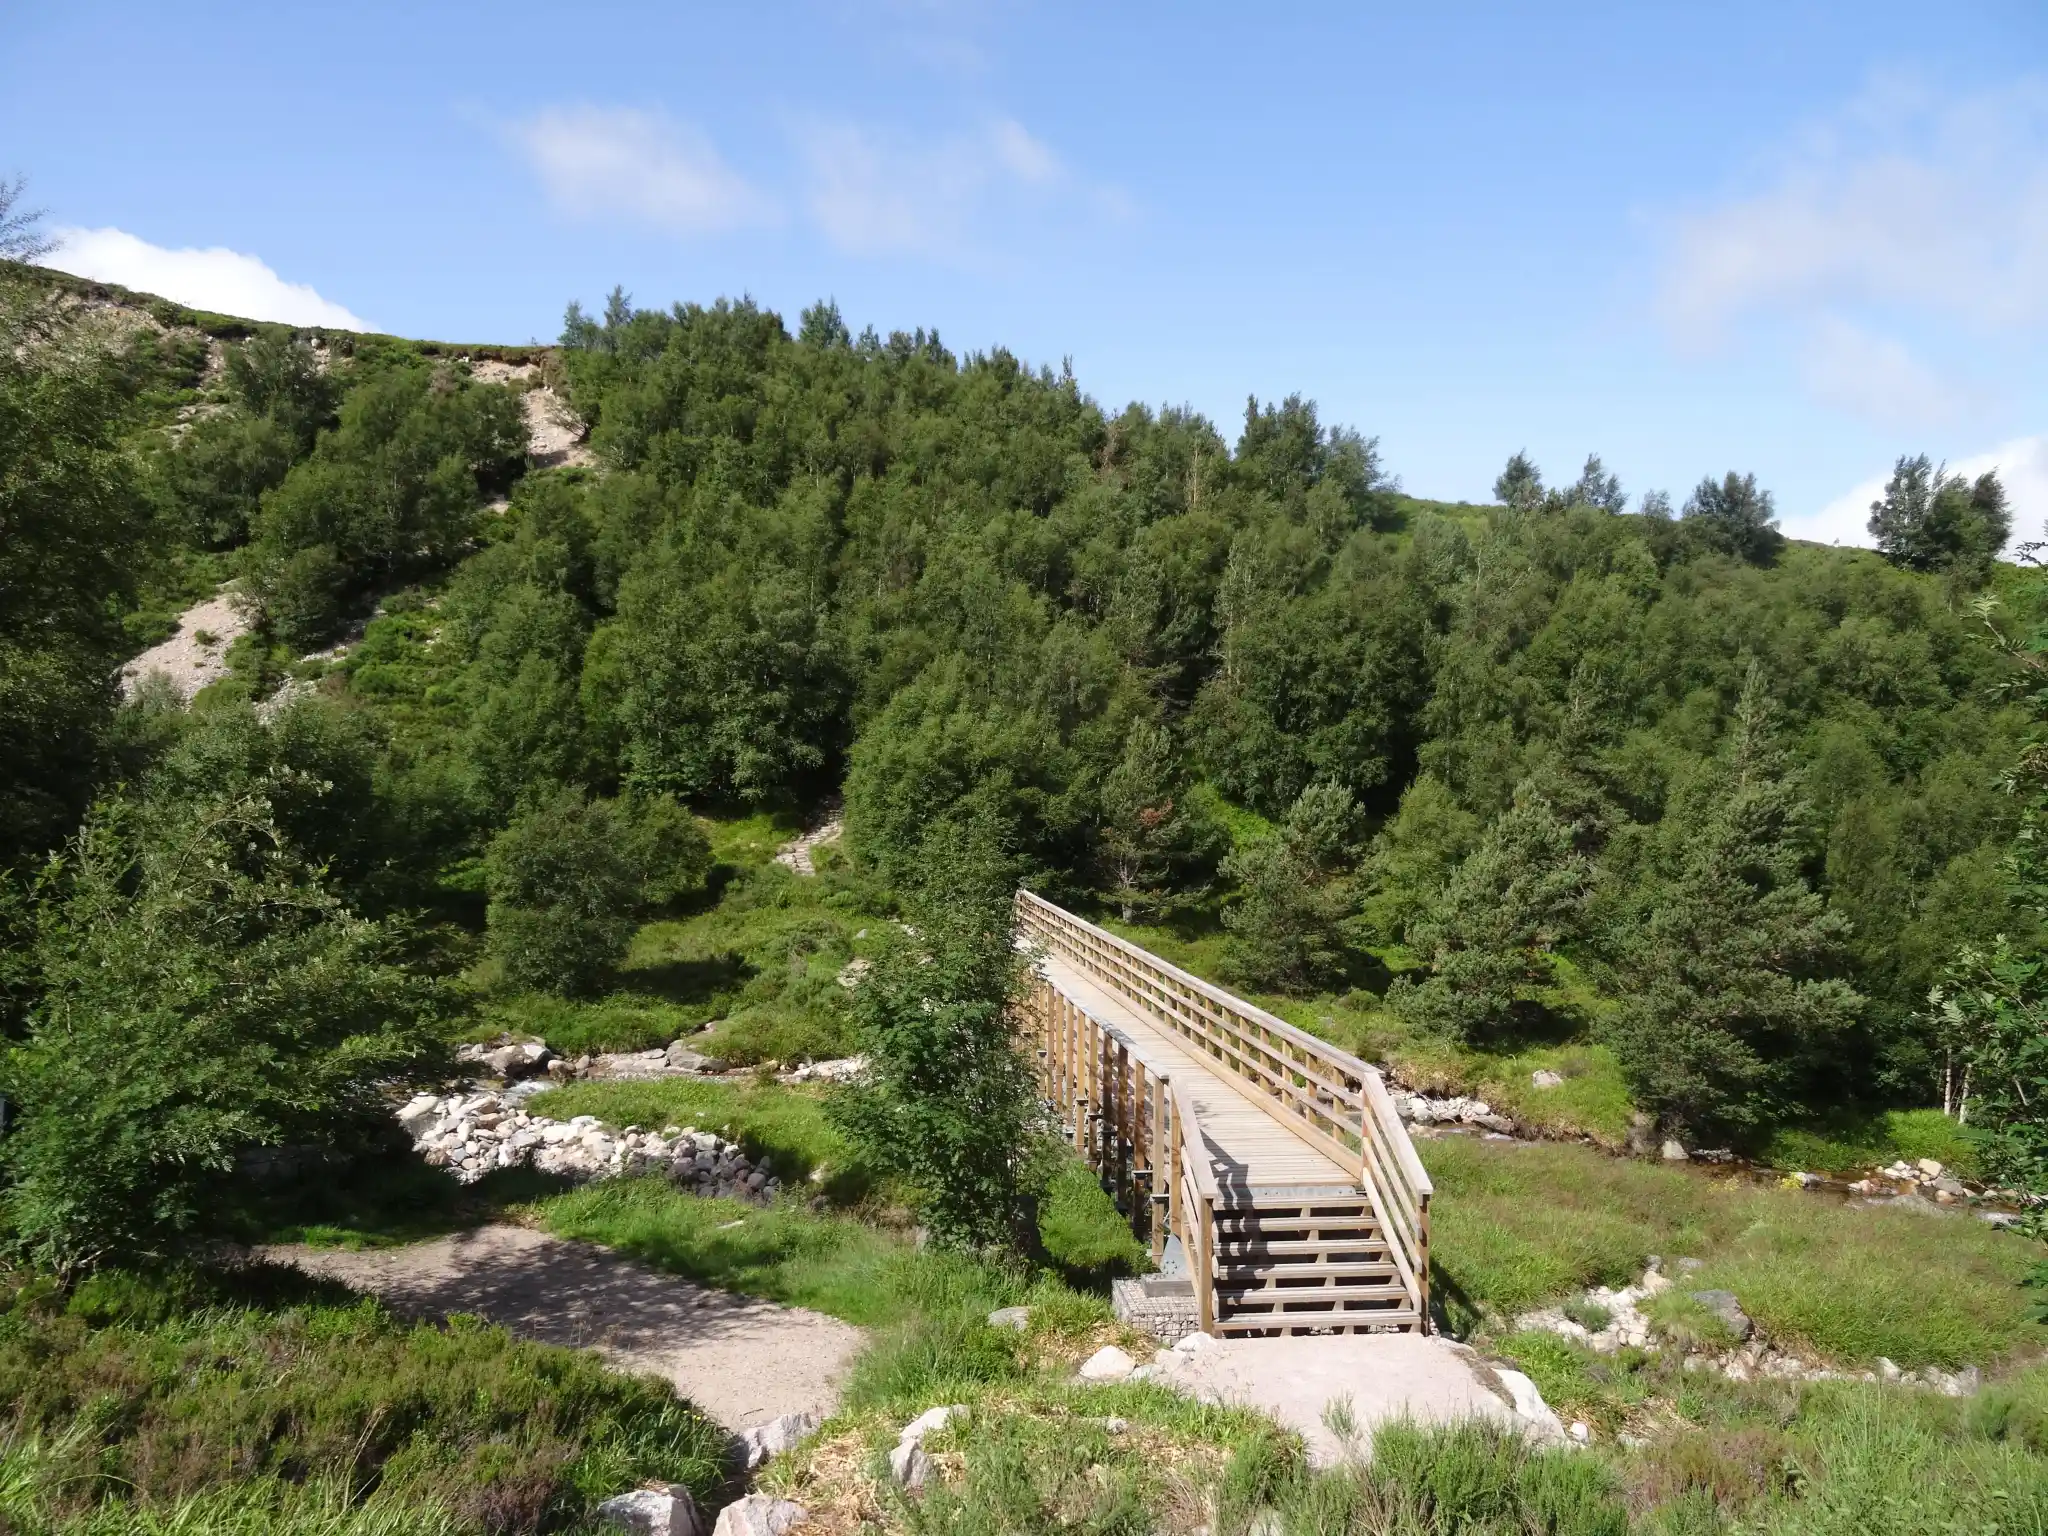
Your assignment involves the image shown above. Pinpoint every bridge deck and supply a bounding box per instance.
[1038,951,1358,1196]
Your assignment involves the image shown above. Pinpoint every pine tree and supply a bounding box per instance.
[1220,783,1362,993]
[1682,472,1782,564]
[1868,455,2009,582]
[1390,787,1592,1042]
[1605,663,1861,1139]
[1494,451,1544,511]
[1096,722,1226,921]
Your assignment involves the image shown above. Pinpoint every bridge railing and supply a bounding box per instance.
[1026,969,1221,1330]
[1015,888,1432,1326]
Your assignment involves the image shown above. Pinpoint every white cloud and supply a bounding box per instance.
[1798,315,1969,428]
[40,227,370,330]
[797,116,1078,257]
[1658,76,2048,426]
[1793,433,2048,547]
[512,106,774,234]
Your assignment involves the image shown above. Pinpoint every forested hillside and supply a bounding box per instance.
[6,257,2048,1254]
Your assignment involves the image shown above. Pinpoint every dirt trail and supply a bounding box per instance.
[265,1225,861,1431]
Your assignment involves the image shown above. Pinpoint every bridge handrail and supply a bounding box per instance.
[1016,888,1432,1326]
[1016,891,1432,1192]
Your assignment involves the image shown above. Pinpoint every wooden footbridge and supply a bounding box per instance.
[1016,891,1433,1337]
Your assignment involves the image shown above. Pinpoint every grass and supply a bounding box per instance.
[527,1076,850,1187]
[1424,1135,2041,1368]
[0,1264,729,1534]
[537,1146,1144,1328]
[1761,1107,1981,1179]
[1490,1336,2048,1534]
[483,854,876,1064]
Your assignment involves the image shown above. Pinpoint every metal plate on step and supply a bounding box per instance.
[1239,1185,1367,1201]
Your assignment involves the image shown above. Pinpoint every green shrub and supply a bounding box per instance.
[485,790,709,997]
[831,817,1043,1253]
[0,787,446,1272]
[0,1267,728,1531]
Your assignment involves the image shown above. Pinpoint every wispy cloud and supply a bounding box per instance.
[797,115,1110,259]
[1657,76,2048,427]
[41,227,370,329]
[1797,315,1971,428]
[1794,433,2048,547]
[511,105,776,235]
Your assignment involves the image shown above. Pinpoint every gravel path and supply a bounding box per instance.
[265,1225,862,1431]
[121,589,250,701]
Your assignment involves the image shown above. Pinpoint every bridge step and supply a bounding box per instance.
[1222,1278,1410,1301]
[1215,1208,1379,1230]
[1216,1239,1390,1262]
[1213,1309,1423,1336]
[1219,1260,1400,1284]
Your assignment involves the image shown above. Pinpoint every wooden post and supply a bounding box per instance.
[1068,1000,1084,1154]
[1149,1071,1167,1265]
[1197,1197,1216,1335]
[1130,1054,1148,1227]
[1417,1191,1432,1333]
[1166,1084,1182,1253]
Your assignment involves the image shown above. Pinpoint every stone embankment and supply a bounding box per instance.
[397,1089,784,1198]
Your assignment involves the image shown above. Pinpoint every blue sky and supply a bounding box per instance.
[10,1,2048,539]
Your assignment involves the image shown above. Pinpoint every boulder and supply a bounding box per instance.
[1661,1139,1690,1163]
[666,1041,711,1071]
[887,1442,932,1488]
[483,1041,555,1079]
[1077,1345,1137,1382]
[1688,1289,1753,1341]
[986,1306,1032,1331]
[597,1486,705,1536]
[712,1496,807,1536]
[1626,1113,1658,1158]
[1917,1158,1946,1181]
[397,1095,444,1137]
[739,1409,820,1470]
[1531,1070,1565,1089]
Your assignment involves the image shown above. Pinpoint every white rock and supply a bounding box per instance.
[1173,1331,1218,1354]
[397,1095,443,1135]
[1661,1139,1690,1162]
[1568,1421,1590,1443]
[1531,1070,1565,1089]
[987,1307,1031,1331]
[711,1495,807,1536]
[1493,1368,1566,1446]
[887,1442,932,1488]
[596,1486,705,1536]
[740,1409,821,1470]
[1917,1158,1946,1181]
[1877,1356,1903,1382]
[1078,1345,1137,1381]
